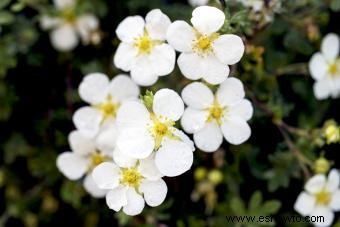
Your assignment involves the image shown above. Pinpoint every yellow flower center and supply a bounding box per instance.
[89,152,108,170]
[193,32,219,55]
[328,63,337,75]
[315,190,331,205]
[207,102,225,125]
[120,168,142,188]
[62,8,76,23]
[134,32,155,55]
[96,95,119,119]
[149,115,177,150]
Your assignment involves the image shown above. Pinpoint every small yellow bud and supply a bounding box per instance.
[207,169,223,185]
[314,157,330,174]
[324,123,340,144]
[194,167,207,181]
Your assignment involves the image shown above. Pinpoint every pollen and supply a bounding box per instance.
[134,32,154,54]
[89,152,108,170]
[193,32,219,55]
[149,115,176,150]
[315,190,331,205]
[97,95,118,119]
[120,168,143,188]
[207,102,225,125]
[328,63,337,75]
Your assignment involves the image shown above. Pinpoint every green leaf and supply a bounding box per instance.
[331,0,340,11]
[0,11,14,25]
[0,0,10,9]
[230,197,246,215]
[249,191,262,211]
[262,201,281,214]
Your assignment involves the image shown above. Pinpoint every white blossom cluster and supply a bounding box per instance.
[56,6,253,216]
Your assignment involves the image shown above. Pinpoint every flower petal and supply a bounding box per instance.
[310,206,334,227]
[221,116,251,145]
[108,74,140,102]
[78,73,109,105]
[313,79,331,100]
[216,77,245,106]
[149,44,176,76]
[228,99,253,121]
[50,24,78,51]
[113,43,138,72]
[153,89,184,121]
[172,128,196,151]
[181,82,214,109]
[145,9,171,40]
[53,0,75,10]
[95,126,118,156]
[73,107,103,138]
[75,14,99,44]
[130,58,159,86]
[201,55,230,85]
[116,16,145,43]
[309,53,328,81]
[155,139,193,177]
[116,101,150,129]
[181,108,208,134]
[113,148,137,168]
[166,20,196,52]
[106,186,128,212]
[92,162,120,190]
[326,169,340,192]
[122,188,145,216]
[116,127,154,159]
[140,179,167,207]
[190,6,225,35]
[193,122,223,152]
[321,33,339,61]
[330,190,340,211]
[40,16,62,30]
[68,130,96,156]
[305,174,326,194]
[56,152,88,180]
[83,173,107,198]
[294,192,316,216]
[138,154,163,180]
[213,34,245,65]
[177,53,205,81]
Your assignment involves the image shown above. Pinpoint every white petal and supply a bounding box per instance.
[50,24,78,51]
[92,162,120,190]
[294,192,316,216]
[191,6,225,35]
[326,169,340,192]
[305,174,326,194]
[309,53,328,80]
[228,99,254,121]
[145,9,171,40]
[108,74,140,102]
[155,139,193,177]
[153,89,184,121]
[310,206,334,227]
[138,154,163,180]
[321,33,339,61]
[166,20,196,52]
[201,55,230,85]
[188,0,209,7]
[140,179,167,207]
[113,148,137,168]
[116,127,154,159]
[130,58,159,86]
[76,14,99,43]
[83,173,107,198]
[73,107,103,138]
[220,116,251,145]
[116,101,150,129]
[330,190,340,211]
[172,128,195,151]
[181,108,208,133]
[213,34,245,65]
[116,16,145,43]
[216,77,245,106]
[53,0,75,10]
[56,152,88,180]
[193,122,223,152]
[148,44,176,76]
[313,79,331,100]
[122,188,145,216]
[113,43,138,72]
[68,130,96,156]
[181,82,214,109]
[40,16,62,30]
[95,126,118,155]
[106,186,128,212]
[78,73,109,105]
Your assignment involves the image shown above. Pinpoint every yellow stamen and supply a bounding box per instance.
[149,115,177,150]
[328,63,337,75]
[89,152,108,170]
[134,32,155,55]
[120,168,143,188]
[62,9,76,23]
[97,95,119,119]
[193,32,219,55]
[315,190,331,205]
[207,101,225,125]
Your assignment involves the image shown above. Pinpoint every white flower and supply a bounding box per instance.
[181,78,253,152]
[116,89,195,177]
[166,6,244,85]
[40,0,99,51]
[294,169,340,227]
[113,9,176,86]
[188,0,209,7]
[92,156,167,216]
[56,128,117,198]
[73,73,139,138]
[238,0,264,12]
[309,33,340,100]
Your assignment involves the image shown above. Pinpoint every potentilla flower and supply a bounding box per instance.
[309,33,340,100]
[166,6,244,85]
[115,89,195,177]
[57,128,117,198]
[113,9,176,86]
[40,0,100,51]
[92,157,167,216]
[181,78,253,152]
[73,73,139,138]
[294,169,340,227]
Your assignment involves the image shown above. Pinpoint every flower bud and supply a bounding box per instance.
[194,167,207,181]
[207,169,223,185]
[314,157,330,174]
